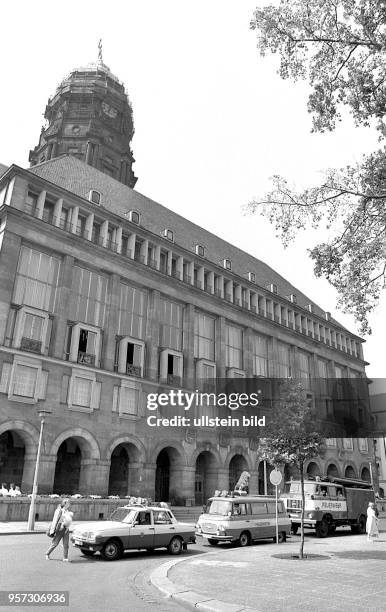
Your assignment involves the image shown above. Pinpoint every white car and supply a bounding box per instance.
[71,505,196,560]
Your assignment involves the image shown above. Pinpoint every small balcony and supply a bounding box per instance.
[126,364,142,377]
[167,374,181,387]
[77,351,95,365]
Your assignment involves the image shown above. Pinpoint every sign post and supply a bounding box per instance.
[269,469,283,544]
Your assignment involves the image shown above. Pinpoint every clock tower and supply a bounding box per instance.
[29,46,137,188]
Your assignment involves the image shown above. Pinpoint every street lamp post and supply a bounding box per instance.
[27,409,51,531]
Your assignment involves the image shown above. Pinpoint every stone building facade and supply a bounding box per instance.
[0,60,376,504]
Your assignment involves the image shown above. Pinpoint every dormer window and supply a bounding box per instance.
[248,272,256,283]
[269,283,278,294]
[196,244,205,258]
[88,190,101,205]
[325,312,331,321]
[163,228,174,241]
[290,294,297,304]
[223,259,232,271]
[308,304,314,313]
[128,210,140,225]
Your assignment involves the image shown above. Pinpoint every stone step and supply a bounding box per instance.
[171,506,202,523]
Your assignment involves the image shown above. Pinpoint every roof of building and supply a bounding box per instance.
[28,155,351,333]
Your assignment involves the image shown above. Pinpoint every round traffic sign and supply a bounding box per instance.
[269,469,282,486]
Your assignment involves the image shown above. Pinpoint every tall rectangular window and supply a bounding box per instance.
[194,312,215,360]
[298,350,311,385]
[159,298,183,351]
[225,324,243,369]
[69,266,108,327]
[252,333,269,377]
[118,283,147,339]
[317,358,328,379]
[276,342,292,377]
[317,358,329,395]
[13,246,60,312]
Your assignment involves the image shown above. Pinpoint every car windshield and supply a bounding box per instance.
[110,508,137,523]
[284,483,316,495]
[207,500,232,515]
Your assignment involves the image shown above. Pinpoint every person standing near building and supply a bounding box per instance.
[366,501,379,541]
[8,483,17,496]
[46,499,73,561]
[0,483,9,496]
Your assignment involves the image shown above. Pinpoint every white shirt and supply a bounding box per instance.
[0,487,9,496]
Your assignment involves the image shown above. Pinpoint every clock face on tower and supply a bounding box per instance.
[101,101,118,119]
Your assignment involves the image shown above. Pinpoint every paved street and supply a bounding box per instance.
[0,532,208,611]
[1,528,386,611]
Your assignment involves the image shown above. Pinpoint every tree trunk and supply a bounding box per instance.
[300,460,305,559]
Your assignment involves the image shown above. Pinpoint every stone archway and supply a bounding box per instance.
[327,462,339,478]
[195,451,218,505]
[0,431,26,488]
[345,465,356,479]
[0,422,40,493]
[53,438,82,494]
[154,446,185,504]
[306,461,321,478]
[108,442,141,497]
[361,466,371,482]
[228,454,248,491]
[51,430,100,495]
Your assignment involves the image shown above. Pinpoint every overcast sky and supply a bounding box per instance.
[1,0,384,378]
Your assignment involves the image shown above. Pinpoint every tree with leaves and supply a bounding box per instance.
[259,380,323,558]
[248,0,386,334]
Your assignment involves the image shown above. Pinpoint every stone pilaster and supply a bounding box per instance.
[52,255,74,359]
[101,273,120,371]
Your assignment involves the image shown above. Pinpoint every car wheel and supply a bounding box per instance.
[101,539,123,561]
[275,531,286,543]
[315,519,329,538]
[207,538,219,546]
[167,536,183,555]
[80,548,96,557]
[291,524,299,535]
[238,531,251,547]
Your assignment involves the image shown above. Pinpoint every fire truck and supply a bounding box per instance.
[281,476,375,538]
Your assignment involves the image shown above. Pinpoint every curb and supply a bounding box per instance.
[0,530,46,536]
[150,553,259,612]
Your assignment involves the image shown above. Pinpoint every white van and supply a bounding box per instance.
[196,494,291,546]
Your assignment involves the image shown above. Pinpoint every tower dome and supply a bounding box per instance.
[29,44,137,188]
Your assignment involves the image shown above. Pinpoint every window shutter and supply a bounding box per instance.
[91,381,101,410]
[37,370,48,400]
[0,362,12,393]
[60,374,70,404]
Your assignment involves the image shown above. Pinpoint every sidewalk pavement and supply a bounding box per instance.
[0,521,89,535]
[151,530,386,612]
